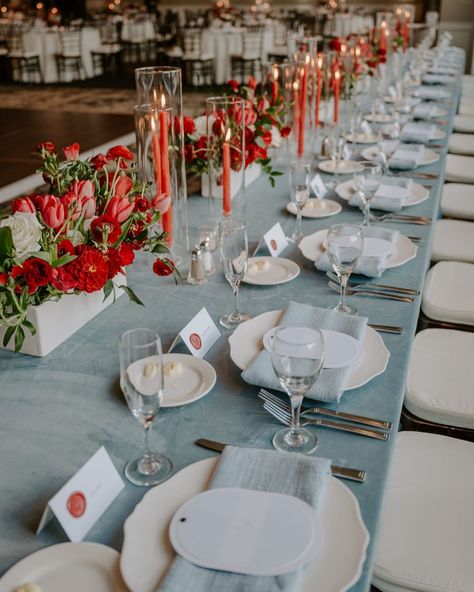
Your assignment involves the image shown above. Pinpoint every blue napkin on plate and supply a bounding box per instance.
[400,122,436,144]
[412,103,439,120]
[348,177,412,212]
[159,446,331,592]
[422,73,453,85]
[315,226,399,278]
[388,144,425,170]
[414,86,450,100]
[241,301,367,402]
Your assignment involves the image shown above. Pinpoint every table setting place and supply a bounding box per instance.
[0,26,465,592]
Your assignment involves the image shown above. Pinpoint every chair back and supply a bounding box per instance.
[272,19,287,47]
[6,23,26,55]
[181,27,203,59]
[59,25,83,56]
[98,17,121,45]
[242,25,263,59]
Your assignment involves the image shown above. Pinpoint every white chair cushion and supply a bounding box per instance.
[431,219,474,263]
[462,74,474,85]
[373,431,474,592]
[422,260,474,325]
[445,154,474,183]
[448,133,474,156]
[406,329,474,428]
[459,101,474,117]
[441,183,474,220]
[453,115,474,133]
[462,86,474,99]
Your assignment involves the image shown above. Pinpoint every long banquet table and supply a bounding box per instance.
[0,72,461,589]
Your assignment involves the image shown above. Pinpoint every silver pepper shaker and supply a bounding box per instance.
[200,239,215,277]
[187,246,207,285]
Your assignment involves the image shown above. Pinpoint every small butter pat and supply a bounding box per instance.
[15,584,42,592]
[257,260,270,271]
[247,263,259,274]
[143,362,158,378]
[164,362,183,377]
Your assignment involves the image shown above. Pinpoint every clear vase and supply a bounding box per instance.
[291,52,315,161]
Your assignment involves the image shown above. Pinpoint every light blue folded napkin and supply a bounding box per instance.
[429,66,458,75]
[422,73,453,85]
[241,301,368,402]
[389,144,425,170]
[315,226,398,278]
[401,122,436,144]
[348,176,412,212]
[415,86,450,100]
[159,445,331,592]
[412,104,438,120]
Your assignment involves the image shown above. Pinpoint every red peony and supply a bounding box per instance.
[118,242,134,266]
[63,143,80,161]
[247,76,257,90]
[21,258,54,292]
[91,215,122,244]
[12,196,36,213]
[107,145,133,161]
[57,239,75,256]
[153,257,174,276]
[51,266,77,291]
[68,246,109,292]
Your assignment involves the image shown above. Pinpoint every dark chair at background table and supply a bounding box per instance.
[56,25,85,82]
[6,23,43,83]
[231,25,264,83]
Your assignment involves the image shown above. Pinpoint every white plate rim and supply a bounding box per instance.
[0,542,127,592]
[286,199,342,219]
[364,113,395,123]
[162,353,217,408]
[318,160,360,174]
[229,309,390,391]
[345,133,378,144]
[120,457,370,592]
[360,145,440,166]
[335,179,429,207]
[298,228,417,269]
[243,257,300,286]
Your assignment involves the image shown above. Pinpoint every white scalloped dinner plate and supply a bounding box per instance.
[335,179,429,208]
[0,543,127,592]
[361,146,440,167]
[345,133,378,144]
[120,457,369,592]
[229,310,389,391]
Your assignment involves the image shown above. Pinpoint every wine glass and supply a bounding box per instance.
[326,224,364,315]
[289,160,310,244]
[353,161,382,226]
[219,218,250,329]
[377,118,401,175]
[271,325,325,454]
[119,328,173,486]
[325,127,346,188]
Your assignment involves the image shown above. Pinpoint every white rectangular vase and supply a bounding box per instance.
[0,275,126,357]
[201,163,262,198]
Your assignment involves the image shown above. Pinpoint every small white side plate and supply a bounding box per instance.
[364,113,394,123]
[162,354,217,408]
[286,199,342,219]
[345,133,378,144]
[243,257,300,286]
[318,160,360,175]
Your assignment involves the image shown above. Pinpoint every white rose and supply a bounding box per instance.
[271,126,282,148]
[0,212,43,258]
[191,115,212,141]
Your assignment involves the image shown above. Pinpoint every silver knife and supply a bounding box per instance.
[195,438,367,483]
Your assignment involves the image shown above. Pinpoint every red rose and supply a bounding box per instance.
[113,175,133,198]
[247,76,257,90]
[153,257,174,276]
[183,116,196,135]
[227,79,240,93]
[63,143,80,161]
[91,153,108,170]
[91,215,122,244]
[184,144,195,163]
[105,195,135,223]
[51,266,77,291]
[0,273,7,285]
[12,197,35,213]
[36,194,68,230]
[195,136,207,155]
[35,141,56,154]
[329,37,342,52]
[280,126,291,139]
[107,145,133,161]
[68,246,109,292]
[22,258,54,292]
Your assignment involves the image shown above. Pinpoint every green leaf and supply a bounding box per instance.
[22,319,36,336]
[103,279,114,302]
[51,254,77,268]
[0,227,13,260]
[152,243,170,254]
[272,171,283,177]
[2,325,15,348]
[118,285,144,306]
[30,251,51,263]
[14,325,25,353]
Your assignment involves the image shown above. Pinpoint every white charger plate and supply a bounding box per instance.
[318,160,360,175]
[286,199,342,218]
[243,257,300,286]
[361,145,440,167]
[263,327,361,369]
[336,179,429,208]
[0,543,128,592]
[345,133,378,144]
[229,310,389,391]
[364,113,394,123]
[299,229,417,270]
[413,106,448,118]
[120,457,370,592]
[162,354,216,408]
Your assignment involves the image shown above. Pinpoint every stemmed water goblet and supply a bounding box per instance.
[289,160,310,244]
[353,161,383,226]
[270,325,325,454]
[218,218,250,329]
[325,128,346,188]
[326,224,364,315]
[119,328,173,486]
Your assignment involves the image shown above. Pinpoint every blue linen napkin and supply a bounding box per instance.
[388,144,425,170]
[241,301,367,402]
[422,73,453,85]
[159,446,331,592]
[400,122,436,144]
[412,103,439,120]
[315,226,399,278]
[348,177,412,212]
[414,86,450,100]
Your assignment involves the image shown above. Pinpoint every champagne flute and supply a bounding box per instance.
[326,127,346,188]
[289,160,310,244]
[271,325,325,454]
[326,224,364,315]
[353,161,382,226]
[219,218,250,329]
[119,328,173,486]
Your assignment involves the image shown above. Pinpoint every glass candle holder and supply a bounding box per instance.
[292,52,314,161]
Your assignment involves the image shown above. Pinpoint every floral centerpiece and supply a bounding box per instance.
[0,142,174,352]
[211,0,240,25]
[182,77,287,188]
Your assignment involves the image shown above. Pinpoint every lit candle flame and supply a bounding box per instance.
[334,70,341,81]
[272,65,279,81]
[151,116,156,132]
[160,94,166,109]
[225,128,231,142]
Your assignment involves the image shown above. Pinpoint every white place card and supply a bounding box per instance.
[263,223,289,257]
[360,120,372,135]
[37,447,124,542]
[172,307,221,358]
[342,144,352,161]
[310,174,328,199]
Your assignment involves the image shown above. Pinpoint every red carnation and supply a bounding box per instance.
[91,215,122,244]
[68,247,109,293]
[153,257,174,276]
[107,145,133,161]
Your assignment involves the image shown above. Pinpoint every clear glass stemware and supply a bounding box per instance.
[119,328,173,486]
[271,325,325,454]
[353,161,383,226]
[326,127,346,188]
[289,160,310,244]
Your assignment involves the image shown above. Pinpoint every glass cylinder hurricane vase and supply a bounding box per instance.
[206,96,246,222]
[292,52,314,161]
[135,66,189,263]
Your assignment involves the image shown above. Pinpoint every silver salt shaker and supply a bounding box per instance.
[200,239,215,277]
[187,246,207,285]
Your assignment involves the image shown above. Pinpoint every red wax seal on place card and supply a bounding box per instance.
[67,491,86,518]
[270,239,278,251]
[189,333,202,350]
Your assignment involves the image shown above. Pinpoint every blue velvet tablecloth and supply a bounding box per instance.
[0,73,460,590]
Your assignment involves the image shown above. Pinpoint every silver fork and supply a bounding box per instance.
[369,213,431,224]
[263,401,389,441]
[259,388,392,429]
[328,281,415,303]
[326,271,420,295]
